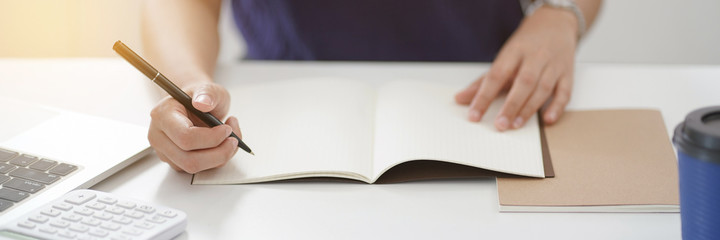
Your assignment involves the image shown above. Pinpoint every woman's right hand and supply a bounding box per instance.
[148,81,241,173]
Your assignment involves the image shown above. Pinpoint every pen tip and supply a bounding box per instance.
[250,152,255,156]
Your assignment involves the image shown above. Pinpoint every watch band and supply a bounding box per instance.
[522,0,586,39]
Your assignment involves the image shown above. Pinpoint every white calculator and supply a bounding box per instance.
[0,189,187,240]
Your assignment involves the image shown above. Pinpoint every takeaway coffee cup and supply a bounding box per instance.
[673,106,720,239]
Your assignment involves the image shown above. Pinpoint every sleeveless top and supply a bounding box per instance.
[231,0,523,61]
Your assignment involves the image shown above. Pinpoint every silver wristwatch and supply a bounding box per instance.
[522,0,586,39]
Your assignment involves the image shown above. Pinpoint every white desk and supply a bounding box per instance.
[3,59,719,239]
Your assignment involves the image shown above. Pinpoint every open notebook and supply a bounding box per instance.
[193,78,546,184]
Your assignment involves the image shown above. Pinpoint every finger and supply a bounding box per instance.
[154,100,234,151]
[544,75,573,125]
[191,83,230,115]
[225,116,242,140]
[468,51,521,122]
[154,127,239,174]
[496,57,547,130]
[455,76,484,105]
[515,66,560,126]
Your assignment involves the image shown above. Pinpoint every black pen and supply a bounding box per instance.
[113,41,254,155]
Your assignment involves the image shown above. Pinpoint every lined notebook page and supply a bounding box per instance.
[193,78,376,184]
[371,80,545,181]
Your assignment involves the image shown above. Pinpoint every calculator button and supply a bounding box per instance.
[28,214,49,223]
[9,155,38,167]
[106,206,125,215]
[0,188,30,202]
[17,221,35,229]
[158,209,178,218]
[74,208,95,216]
[116,201,136,209]
[39,226,58,234]
[58,230,77,239]
[93,212,113,221]
[136,205,155,214]
[121,228,143,236]
[65,191,96,205]
[62,214,83,222]
[9,168,60,184]
[124,211,144,219]
[41,208,62,217]
[146,215,166,224]
[87,202,106,210]
[110,235,132,240]
[3,178,45,193]
[98,196,117,204]
[81,218,101,227]
[100,222,121,231]
[134,221,155,230]
[77,235,94,240]
[69,223,89,233]
[112,216,132,225]
[89,228,109,237]
[53,202,74,211]
[50,220,70,228]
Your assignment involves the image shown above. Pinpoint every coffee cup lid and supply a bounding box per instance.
[673,106,720,163]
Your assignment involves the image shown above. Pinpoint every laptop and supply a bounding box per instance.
[0,97,151,224]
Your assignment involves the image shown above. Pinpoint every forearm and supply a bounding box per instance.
[142,0,221,88]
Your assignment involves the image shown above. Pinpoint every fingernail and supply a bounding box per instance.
[546,112,557,122]
[469,110,482,122]
[513,117,524,129]
[496,116,510,130]
[195,94,213,106]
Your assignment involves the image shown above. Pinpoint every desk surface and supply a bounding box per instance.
[3,59,719,239]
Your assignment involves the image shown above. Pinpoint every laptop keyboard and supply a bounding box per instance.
[0,148,78,213]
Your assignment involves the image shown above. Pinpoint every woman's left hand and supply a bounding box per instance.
[455,6,580,131]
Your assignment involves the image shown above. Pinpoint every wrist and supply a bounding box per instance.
[524,0,586,39]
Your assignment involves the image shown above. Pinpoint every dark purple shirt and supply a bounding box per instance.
[232,0,523,62]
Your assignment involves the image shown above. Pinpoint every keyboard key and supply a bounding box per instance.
[61,214,82,222]
[0,175,10,184]
[0,199,13,212]
[110,235,132,240]
[112,216,132,225]
[0,188,30,202]
[10,168,60,184]
[0,149,17,162]
[87,202,106,210]
[93,212,113,221]
[100,222,121,231]
[29,159,58,171]
[134,221,154,230]
[158,209,178,218]
[65,191,96,205]
[146,215,166,224]
[106,206,125,215]
[3,178,45,193]
[9,155,39,167]
[0,163,17,174]
[124,211,144,219]
[121,228,143,236]
[49,163,78,176]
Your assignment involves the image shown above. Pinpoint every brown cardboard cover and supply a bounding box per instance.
[497,110,679,207]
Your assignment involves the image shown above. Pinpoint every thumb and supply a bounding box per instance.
[191,83,223,113]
